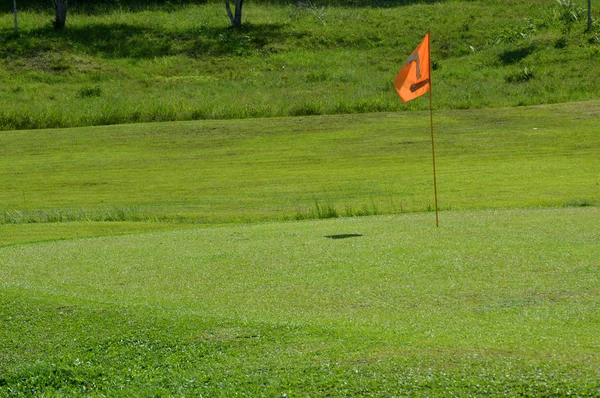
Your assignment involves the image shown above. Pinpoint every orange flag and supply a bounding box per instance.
[394,31,431,103]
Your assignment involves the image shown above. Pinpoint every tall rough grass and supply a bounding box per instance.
[0,207,171,224]
[0,1,598,130]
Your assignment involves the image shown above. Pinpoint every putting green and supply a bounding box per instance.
[2,207,597,357]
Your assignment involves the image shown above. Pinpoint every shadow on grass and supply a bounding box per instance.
[499,45,537,65]
[1,21,288,58]
[1,0,447,14]
[325,234,363,239]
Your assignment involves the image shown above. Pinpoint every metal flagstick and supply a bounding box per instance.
[427,29,439,227]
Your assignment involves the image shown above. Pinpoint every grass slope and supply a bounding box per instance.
[1,0,599,129]
[1,207,599,396]
[1,101,598,247]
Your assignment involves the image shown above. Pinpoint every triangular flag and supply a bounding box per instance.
[394,32,431,103]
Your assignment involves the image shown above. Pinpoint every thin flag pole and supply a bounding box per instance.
[428,29,439,227]
[393,29,439,226]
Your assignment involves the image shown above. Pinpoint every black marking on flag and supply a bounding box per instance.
[410,79,430,92]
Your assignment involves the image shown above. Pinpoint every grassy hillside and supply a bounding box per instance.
[1,0,599,130]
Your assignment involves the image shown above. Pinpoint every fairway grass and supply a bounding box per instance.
[1,207,599,396]
[1,101,598,247]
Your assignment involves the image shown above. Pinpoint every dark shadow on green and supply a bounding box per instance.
[499,45,536,65]
[325,234,363,239]
[1,0,446,14]
[0,0,206,14]
[1,22,288,58]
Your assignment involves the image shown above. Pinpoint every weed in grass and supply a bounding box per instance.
[555,0,586,28]
[297,1,328,27]
[293,198,386,220]
[506,65,535,83]
[313,198,338,219]
[306,71,330,83]
[565,199,596,207]
[495,23,534,44]
[344,199,380,217]
[76,85,102,98]
[555,35,570,48]
[290,101,322,116]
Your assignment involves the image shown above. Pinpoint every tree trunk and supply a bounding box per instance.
[51,0,67,30]
[13,0,18,34]
[225,0,243,27]
[588,0,593,32]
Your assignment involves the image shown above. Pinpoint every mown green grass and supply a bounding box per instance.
[1,207,598,396]
[1,101,598,247]
[0,101,598,395]
[0,0,599,129]
[1,2,599,394]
